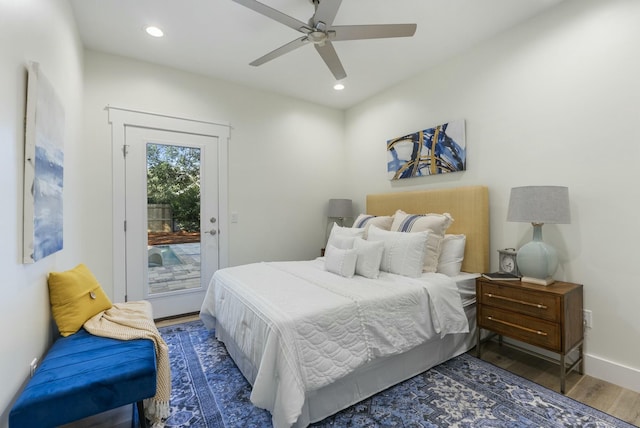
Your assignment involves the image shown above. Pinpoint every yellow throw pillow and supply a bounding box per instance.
[48,263,113,337]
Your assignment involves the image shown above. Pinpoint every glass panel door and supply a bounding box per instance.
[146,143,202,296]
[124,126,219,318]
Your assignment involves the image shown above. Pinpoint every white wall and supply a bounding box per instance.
[0,0,84,425]
[344,0,640,392]
[81,51,346,298]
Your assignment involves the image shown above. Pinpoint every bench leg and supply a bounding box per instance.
[136,401,148,428]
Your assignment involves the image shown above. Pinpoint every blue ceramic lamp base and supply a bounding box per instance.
[516,224,558,286]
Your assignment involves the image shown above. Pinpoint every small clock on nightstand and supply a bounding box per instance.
[498,248,520,276]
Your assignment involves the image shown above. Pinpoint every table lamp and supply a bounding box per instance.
[324,199,353,250]
[327,198,352,227]
[507,186,570,285]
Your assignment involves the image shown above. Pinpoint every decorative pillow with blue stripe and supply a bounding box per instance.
[352,214,393,238]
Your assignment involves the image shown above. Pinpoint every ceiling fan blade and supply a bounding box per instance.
[332,23,417,41]
[312,0,342,27]
[250,36,310,66]
[314,42,346,80]
[232,0,310,33]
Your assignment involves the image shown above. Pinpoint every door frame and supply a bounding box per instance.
[108,106,230,304]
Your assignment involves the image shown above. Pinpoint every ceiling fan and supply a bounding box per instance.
[232,0,417,80]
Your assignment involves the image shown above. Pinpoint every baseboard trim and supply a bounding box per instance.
[496,337,640,394]
[154,311,199,323]
[584,353,640,394]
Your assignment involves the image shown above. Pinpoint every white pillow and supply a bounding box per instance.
[327,223,364,249]
[437,234,466,277]
[390,209,453,272]
[324,245,357,278]
[353,238,384,279]
[330,235,355,250]
[366,225,428,278]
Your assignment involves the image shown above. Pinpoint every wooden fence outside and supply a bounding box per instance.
[148,204,172,232]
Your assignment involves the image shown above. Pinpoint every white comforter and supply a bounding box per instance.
[200,258,468,428]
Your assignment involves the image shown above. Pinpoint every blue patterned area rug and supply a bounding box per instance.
[158,320,633,427]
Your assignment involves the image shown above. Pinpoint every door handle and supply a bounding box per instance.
[205,229,217,236]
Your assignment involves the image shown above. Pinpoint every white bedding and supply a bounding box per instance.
[200,258,470,428]
[452,271,481,306]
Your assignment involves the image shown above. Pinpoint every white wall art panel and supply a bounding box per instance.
[23,62,65,263]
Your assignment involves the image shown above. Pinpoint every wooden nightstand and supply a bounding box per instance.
[476,277,584,393]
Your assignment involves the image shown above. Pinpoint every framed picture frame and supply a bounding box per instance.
[387,119,466,180]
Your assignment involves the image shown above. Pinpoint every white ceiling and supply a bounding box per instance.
[69,0,564,110]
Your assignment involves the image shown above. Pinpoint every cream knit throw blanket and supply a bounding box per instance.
[84,300,170,428]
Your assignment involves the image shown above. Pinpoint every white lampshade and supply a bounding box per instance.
[507,186,570,285]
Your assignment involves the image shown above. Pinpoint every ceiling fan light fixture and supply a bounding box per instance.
[145,26,164,38]
[333,83,345,91]
[308,30,327,44]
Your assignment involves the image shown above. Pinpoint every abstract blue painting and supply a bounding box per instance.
[23,62,64,263]
[387,120,466,180]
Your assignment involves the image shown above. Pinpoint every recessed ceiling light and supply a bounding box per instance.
[333,83,345,91]
[145,26,164,38]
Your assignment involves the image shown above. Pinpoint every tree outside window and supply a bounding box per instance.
[147,144,201,232]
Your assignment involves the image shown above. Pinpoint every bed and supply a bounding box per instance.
[200,185,489,427]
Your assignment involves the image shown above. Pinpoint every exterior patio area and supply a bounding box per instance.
[148,242,201,294]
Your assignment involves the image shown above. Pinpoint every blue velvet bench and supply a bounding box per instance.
[9,328,157,428]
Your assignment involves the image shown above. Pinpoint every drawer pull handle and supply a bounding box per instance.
[486,316,548,336]
[484,293,548,309]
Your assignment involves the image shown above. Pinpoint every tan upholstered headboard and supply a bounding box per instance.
[366,186,490,273]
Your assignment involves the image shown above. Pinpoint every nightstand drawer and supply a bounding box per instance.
[478,306,561,351]
[479,282,560,322]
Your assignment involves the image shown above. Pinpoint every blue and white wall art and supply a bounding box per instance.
[23,62,65,263]
[387,120,466,180]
